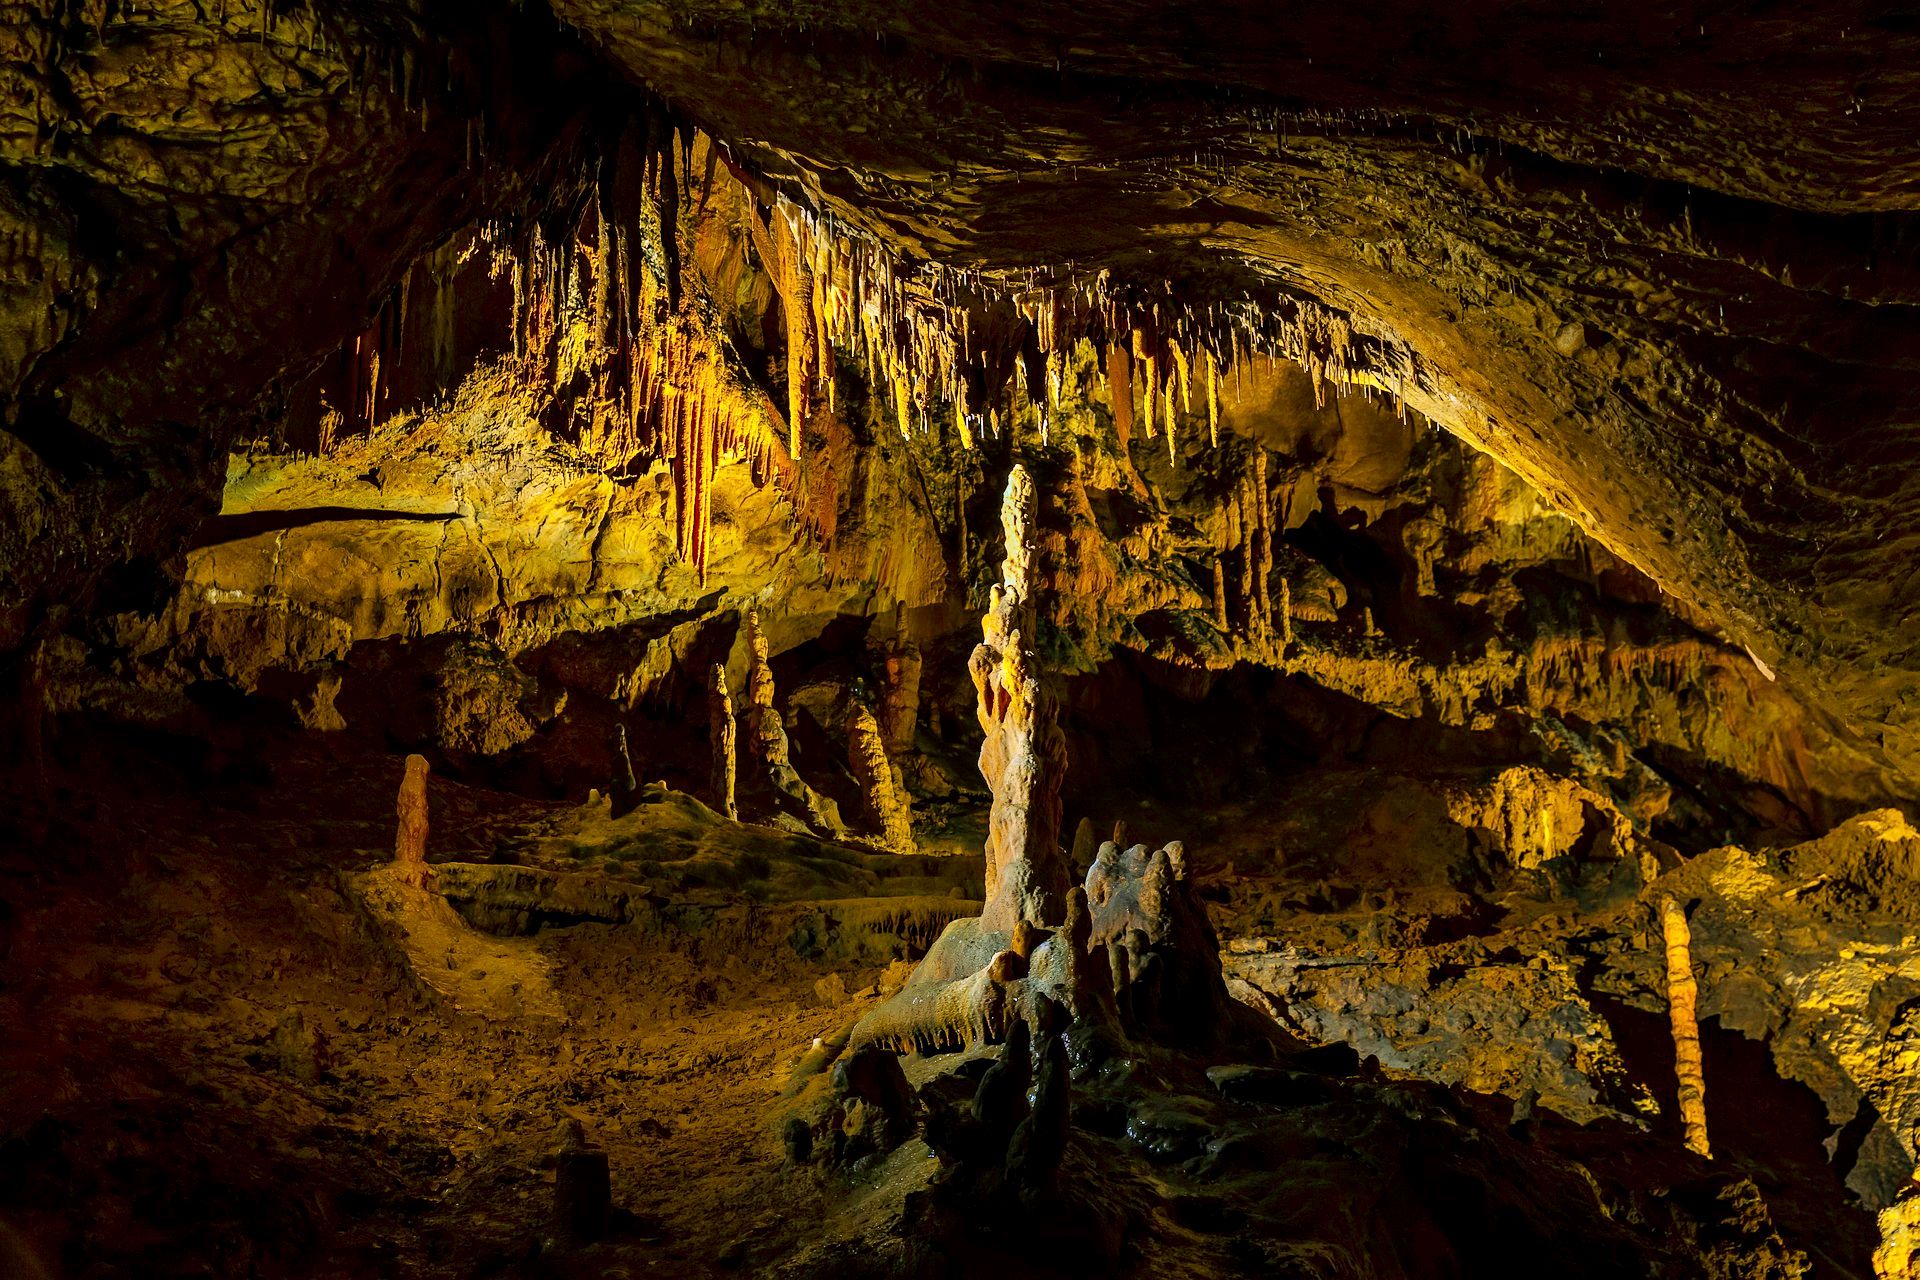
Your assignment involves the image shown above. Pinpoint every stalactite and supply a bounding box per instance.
[1107,344,1134,447]
[1206,347,1221,447]
[1133,328,1158,441]
[298,117,1419,623]
[1660,895,1711,1158]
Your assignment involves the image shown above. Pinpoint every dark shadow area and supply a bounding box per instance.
[1592,993,1877,1276]
[189,507,459,549]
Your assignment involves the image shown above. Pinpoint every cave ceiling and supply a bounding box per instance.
[550,0,1920,788]
[4,0,1920,790]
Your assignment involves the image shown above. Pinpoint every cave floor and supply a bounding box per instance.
[0,734,1888,1277]
[0,740,860,1279]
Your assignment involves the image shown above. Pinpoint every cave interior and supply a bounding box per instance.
[4,2,1920,1277]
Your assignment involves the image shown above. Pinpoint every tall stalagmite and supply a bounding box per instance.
[746,611,844,835]
[970,465,1069,930]
[393,754,431,888]
[848,703,914,853]
[1661,895,1712,1158]
[708,663,737,821]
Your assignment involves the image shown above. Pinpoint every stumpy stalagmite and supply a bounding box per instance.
[394,754,431,888]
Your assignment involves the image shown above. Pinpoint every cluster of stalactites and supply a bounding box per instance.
[490,141,794,582]
[759,193,1418,467]
[314,117,1423,583]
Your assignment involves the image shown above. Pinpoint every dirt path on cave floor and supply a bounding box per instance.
[0,743,853,1279]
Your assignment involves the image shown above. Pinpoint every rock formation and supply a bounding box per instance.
[969,465,1068,931]
[1881,1175,1920,1280]
[5,10,1916,1275]
[393,754,432,888]
[839,468,1236,1065]
[879,607,922,763]
[708,663,738,821]
[745,610,845,836]
[847,702,914,853]
[1661,895,1712,1159]
[610,724,639,820]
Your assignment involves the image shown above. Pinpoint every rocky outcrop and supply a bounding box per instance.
[1596,811,1920,1210]
[0,2,616,654]
[1227,943,1647,1128]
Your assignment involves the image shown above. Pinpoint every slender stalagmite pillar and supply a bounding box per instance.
[1235,490,1256,640]
[394,754,431,887]
[1211,554,1230,633]
[708,663,737,820]
[1280,577,1293,654]
[1252,448,1273,641]
[972,464,1069,930]
[848,703,914,852]
[1661,895,1711,1157]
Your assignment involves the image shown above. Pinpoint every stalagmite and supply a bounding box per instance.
[1660,896,1711,1158]
[1070,817,1097,877]
[1252,448,1273,640]
[1206,348,1221,447]
[746,610,845,835]
[552,1121,610,1246]
[971,464,1069,930]
[393,754,431,888]
[879,606,922,761]
[1236,491,1257,641]
[1211,554,1230,633]
[848,702,915,853]
[1280,577,1293,653]
[708,663,737,820]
